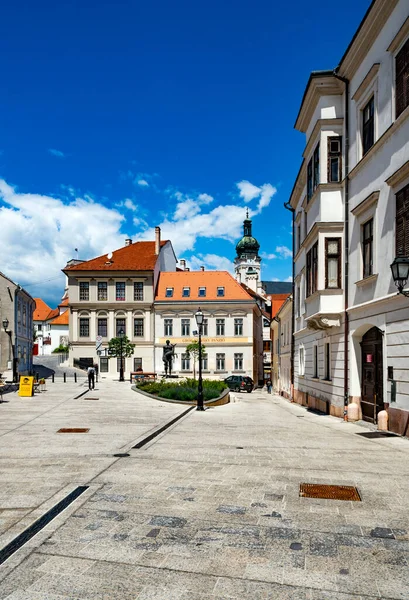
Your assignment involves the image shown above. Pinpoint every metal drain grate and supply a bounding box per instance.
[356,431,397,438]
[57,428,89,433]
[300,483,361,501]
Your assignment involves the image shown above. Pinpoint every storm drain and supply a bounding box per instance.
[300,483,361,501]
[57,428,89,433]
[0,486,88,565]
[356,431,397,439]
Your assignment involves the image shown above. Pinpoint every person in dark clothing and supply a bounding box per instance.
[87,366,95,390]
[266,379,272,394]
[93,363,99,384]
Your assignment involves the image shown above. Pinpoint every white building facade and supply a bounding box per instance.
[291,0,409,430]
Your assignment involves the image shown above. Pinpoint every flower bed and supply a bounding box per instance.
[135,378,228,402]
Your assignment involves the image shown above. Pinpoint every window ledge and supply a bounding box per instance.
[232,370,246,373]
[355,273,378,287]
[214,370,227,373]
[321,378,332,384]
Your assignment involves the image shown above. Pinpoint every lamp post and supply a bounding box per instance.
[118,328,125,382]
[390,256,409,297]
[195,308,205,411]
[2,318,17,382]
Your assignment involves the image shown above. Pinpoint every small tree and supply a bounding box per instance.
[108,335,135,376]
[186,340,206,380]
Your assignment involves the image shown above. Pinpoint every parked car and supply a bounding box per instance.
[224,375,254,393]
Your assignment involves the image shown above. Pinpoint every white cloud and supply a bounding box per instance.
[285,275,293,282]
[0,179,126,300]
[124,198,137,211]
[275,245,292,259]
[187,254,234,272]
[137,179,149,187]
[197,193,213,204]
[257,183,277,212]
[237,180,261,203]
[261,252,277,260]
[48,148,65,158]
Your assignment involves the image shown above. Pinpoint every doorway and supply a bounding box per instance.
[361,327,384,423]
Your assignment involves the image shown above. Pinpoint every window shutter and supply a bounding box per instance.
[396,37,409,119]
[396,184,409,256]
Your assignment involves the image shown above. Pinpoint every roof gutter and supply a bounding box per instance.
[284,200,295,400]
[333,66,350,422]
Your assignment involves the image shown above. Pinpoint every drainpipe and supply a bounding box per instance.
[284,200,295,399]
[333,67,350,421]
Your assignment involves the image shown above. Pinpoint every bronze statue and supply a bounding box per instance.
[162,340,176,376]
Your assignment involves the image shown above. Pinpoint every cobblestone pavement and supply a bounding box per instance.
[1,386,409,599]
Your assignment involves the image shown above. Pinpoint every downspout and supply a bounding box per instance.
[333,67,350,421]
[284,200,295,399]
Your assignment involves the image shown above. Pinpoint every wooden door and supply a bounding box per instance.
[361,327,384,423]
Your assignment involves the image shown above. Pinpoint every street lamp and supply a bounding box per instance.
[2,318,17,382]
[195,307,205,411]
[390,256,409,297]
[118,328,125,382]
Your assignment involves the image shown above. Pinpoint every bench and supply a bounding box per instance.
[130,371,156,384]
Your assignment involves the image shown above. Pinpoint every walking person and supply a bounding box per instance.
[266,378,272,394]
[93,362,99,384]
[87,365,95,390]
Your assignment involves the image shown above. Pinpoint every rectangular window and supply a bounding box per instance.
[198,287,206,297]
[97,318,107,337]
[216,353,225,371]
[79,318,89,337]
[307,158,313,201]
[134,318,144,337]
[324,343,331,380]
[313,143,320,191]
[325,238,341,289]
[37,324,42,332]
[181,319,190,336]
[297,223,301,252]
[363,219,374,278]
[164,318,173,336]
[299,347,305,376]
[306,242,318,297]
[396,183,409,257]
[165,288,174,298]
[296,284,300,317]
[202,354,208,370]
[116,282,126,301]
[216,318,225,336]
[362,96,375,155]
[313,345,318,378]
[100,357,109,372]
[182,287,190,297]
[181,353,190,371]
[116,318,126,336]
[304,211,308,239]
[22,305,27,326]
[217,287,225,297]
[134,357,142,371]
[234,318,243,336]
[328,136,342,182]
[396,37,409,119]
[134,282,144,301]
[79,282,89,301]
[202,319,208,336]
[97,282,107,301]
[234,353,243,370]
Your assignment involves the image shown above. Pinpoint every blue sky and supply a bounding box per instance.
[0,0,371,306]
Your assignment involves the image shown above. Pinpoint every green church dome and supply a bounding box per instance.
[236,214,260,258]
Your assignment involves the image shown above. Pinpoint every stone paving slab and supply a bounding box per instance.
[1,390,409,598]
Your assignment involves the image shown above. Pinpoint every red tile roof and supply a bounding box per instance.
[270,293,292,318]
[33,299,57,322]
[156,271,253,301]
[50,311,69,326]
[63,241,168,272]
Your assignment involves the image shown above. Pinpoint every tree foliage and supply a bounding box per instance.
[108,335,135,358]
[186,340,206,358]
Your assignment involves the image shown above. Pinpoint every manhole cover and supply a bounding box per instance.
[57,428,89,433]
[300,483,361,501]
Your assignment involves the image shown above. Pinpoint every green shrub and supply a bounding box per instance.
[135,378,228,402]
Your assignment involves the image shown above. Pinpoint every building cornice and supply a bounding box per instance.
[387,16,409,53]
[351,190,379,217]
[303,221,344,250]
[337,0,399,78]
[303,118,344,158]
[385,160,409,188]
[352,63,380,101]
[295,74,344,133]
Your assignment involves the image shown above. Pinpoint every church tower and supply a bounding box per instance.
[234,210,262,293]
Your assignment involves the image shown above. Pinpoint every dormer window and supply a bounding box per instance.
[198,287,206,297]
[217,287,225,297]
[165,288,174,297]
[182,287,190,297]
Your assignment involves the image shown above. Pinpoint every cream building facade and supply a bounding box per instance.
[290,0,409,429]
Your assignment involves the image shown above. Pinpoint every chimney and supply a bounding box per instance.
[125,238,132,246]
[200,266,205,272]
[179,259,186,271]
[155,227,161,255]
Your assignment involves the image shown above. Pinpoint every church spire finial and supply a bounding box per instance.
[246,207,249,219]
